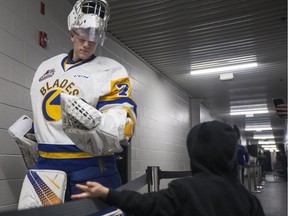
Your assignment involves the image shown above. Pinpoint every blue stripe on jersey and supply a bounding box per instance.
[61,56,67,71]
[96,98,137,115]
[38,144,83,153]
[35,155,116,173]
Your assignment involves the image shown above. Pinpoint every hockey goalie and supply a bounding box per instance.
[9,1,136,215]
[9,92,135,212]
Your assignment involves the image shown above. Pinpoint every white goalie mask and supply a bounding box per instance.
[68,0,110,44]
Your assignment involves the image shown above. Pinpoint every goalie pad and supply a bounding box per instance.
[18,169,67,210]
[8,115,39,169]
[61,93,128,156]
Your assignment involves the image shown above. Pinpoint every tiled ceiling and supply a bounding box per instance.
[69,0,287,149]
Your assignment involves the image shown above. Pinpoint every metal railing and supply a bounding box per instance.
[0,165,265,215]
[239,164,265,194]
[0,167,191,216]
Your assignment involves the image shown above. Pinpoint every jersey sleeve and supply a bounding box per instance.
[96,74,137,139]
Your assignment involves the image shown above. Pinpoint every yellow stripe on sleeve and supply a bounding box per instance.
[99,77,132,101]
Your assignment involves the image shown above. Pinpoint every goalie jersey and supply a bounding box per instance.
[30,51,137,172]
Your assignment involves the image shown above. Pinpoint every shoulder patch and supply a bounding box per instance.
[39,69,55,82]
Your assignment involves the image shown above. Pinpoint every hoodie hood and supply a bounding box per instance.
[187,121,238,178]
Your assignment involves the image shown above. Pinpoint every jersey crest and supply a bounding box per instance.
[42,89,63,121]
[40,79,80,122]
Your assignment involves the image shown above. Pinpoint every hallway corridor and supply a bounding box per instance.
[255,173,287,216]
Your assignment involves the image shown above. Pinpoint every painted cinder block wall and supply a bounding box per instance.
[0,0,217,211]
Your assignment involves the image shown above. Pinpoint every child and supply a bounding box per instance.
[72,121,265,216]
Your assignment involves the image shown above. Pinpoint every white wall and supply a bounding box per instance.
[200,104,222,123]
[0,0,193,210]
[0,0,72,211]
[190,98,201,127]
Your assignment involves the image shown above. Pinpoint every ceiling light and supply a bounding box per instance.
[263,148,279,152]
[230,104,268,116]
[190,55,257,69]
[230,108,268,116]
[258,140,276,144]
[245,127,272,131]
[190,62,258,75]
[261,146,277,150]
[253,135,275,139]
[262,145,277,148]
[230,103,267,110]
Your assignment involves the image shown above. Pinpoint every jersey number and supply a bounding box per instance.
[116,83,129,96]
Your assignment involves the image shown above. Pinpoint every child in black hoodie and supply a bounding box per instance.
[72,121,265,216]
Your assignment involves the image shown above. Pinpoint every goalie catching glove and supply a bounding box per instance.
[61,93,131,156]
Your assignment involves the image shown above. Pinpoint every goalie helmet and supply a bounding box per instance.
[68,0,110,44]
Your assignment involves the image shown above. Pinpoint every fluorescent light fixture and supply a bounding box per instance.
[253,135,275,139]
[191,62,258,75]
[230,104,268,116]
[263,148,279,152]
[230,103,267,110]
[263,147,278,150]
[190,55,257,69]
[245,127,272,131]
[230,108,268,116]
[258,141,276,145]
[259,145,277,148]
[262,145,277,148]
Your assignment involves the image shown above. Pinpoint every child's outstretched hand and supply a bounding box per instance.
[71,181,109,200]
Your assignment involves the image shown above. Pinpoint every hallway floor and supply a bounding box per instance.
[254,173,287,216]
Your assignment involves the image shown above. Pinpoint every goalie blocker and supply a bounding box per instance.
[8,115,39,169]
[61,93,133,156]
[9,114,126,215]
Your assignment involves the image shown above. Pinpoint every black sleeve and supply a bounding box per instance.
[250,194,265,216]
[105,181,183,216]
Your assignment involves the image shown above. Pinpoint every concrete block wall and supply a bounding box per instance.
[0,0,192,210]
[0,0,72,211]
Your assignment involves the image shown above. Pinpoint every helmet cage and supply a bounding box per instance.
[68,0,110,43]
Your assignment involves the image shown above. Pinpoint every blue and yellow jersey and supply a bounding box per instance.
[30,51,137,172]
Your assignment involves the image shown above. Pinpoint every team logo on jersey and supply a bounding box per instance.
[41,79,80,122]
[39,69,55,82]
[42,89,62,121]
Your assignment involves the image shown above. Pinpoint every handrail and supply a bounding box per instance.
[0,164,266,215]
[0,167,191,216]
[239,164,264,193]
